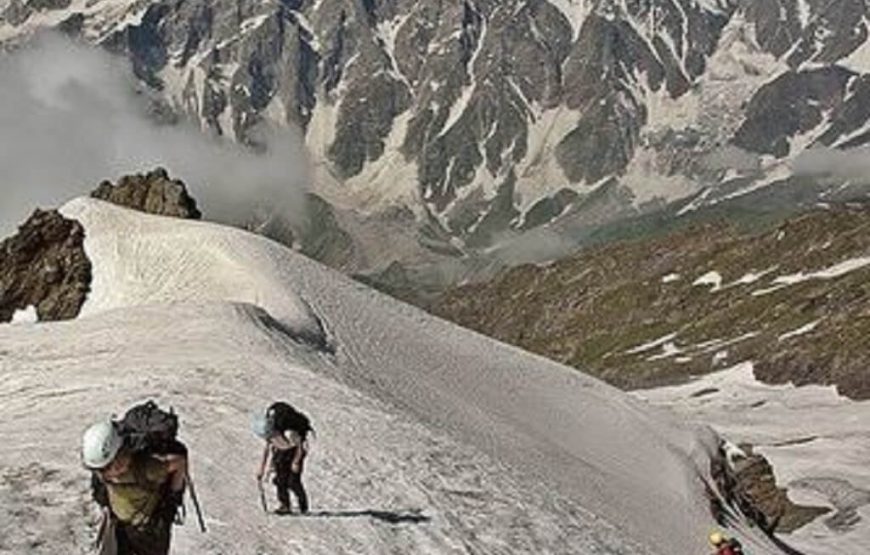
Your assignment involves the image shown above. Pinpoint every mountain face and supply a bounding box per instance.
[2,1,869,267]
[433,202,870,399]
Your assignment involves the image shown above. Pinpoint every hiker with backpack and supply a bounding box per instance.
[82,401,197,555]
[709,530,744,555]
[253,401,312,515]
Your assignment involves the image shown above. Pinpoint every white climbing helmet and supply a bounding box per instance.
[251,413,272,439]
[82,421,122,469]
[709,531,725,546]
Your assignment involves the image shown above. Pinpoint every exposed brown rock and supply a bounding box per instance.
[0,209,91,322]
[711,442,829,533]
[90,168,201,219]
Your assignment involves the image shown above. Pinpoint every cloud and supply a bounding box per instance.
[792,146,870,181]
[701,145,761,173]
[486,227,578,267]
[0,34,310,237]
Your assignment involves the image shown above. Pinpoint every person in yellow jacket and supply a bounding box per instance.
[83,421,187,555]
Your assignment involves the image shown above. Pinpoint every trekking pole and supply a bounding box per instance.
[185,471,208,533]
[258,479,269,513]
[92,508,109,552]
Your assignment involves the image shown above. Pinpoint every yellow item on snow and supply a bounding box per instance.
[709,531,726,546]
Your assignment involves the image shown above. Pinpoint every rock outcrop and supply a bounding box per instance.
[0,169,199,324]
[0,209,91,323]
[711,441,829,533]
[90,168,201,219]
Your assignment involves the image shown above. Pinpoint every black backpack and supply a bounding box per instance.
[267,402,313,441]
[91,401,187,507]
[118,401,187,456]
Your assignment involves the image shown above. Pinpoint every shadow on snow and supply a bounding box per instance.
[292,509,431,524]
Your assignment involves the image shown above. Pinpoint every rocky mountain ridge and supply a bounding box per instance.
[0,169,199,323]
[90,167,202,218]
[2,0,869,267]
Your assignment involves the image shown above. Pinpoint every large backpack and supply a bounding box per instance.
[717,538,744,555]
[91,401,187,509]
[267,402,313,441]
[117,401,187,456]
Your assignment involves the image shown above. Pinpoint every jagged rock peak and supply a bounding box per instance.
[0,209,91,323]
[90,167,202,219]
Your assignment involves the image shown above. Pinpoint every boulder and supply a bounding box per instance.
[91,168,201,219]
[0,209,91,322]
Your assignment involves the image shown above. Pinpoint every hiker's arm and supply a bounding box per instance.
[165,454,187,492]
[291,439,306,472]
[291,447,303,469]
[256,445,270,480]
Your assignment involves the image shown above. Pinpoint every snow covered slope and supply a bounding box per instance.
[638,362,870,555]
[61,197,325,345]
[0,199,784,554]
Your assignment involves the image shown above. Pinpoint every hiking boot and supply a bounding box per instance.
[275,505,292,515]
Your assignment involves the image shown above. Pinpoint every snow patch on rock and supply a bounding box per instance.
[778,320,822,342]
[693,270,723,291]
[10,305,37,324]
